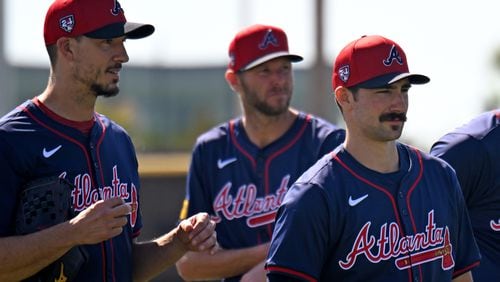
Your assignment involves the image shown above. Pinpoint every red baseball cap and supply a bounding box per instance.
[228,24,303,72]
[43,0,155,46]
[332,35,429,89]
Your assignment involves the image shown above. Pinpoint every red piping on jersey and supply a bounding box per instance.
[230,115,312,237]
[93,116,118,282]
[101,244,107,281]
[110,238,116,282]
[264,114,311,195]
[24,105,114,281]
[229,119,256,168]
[94,115,108,190]
[453,261,480,278]
[405,147,425,282]
[266,265,317,282]
[333,152,422,281]
[263,115,311,235]
[405,148,424,234]
[332,154,404,228]
[22,106,95,188]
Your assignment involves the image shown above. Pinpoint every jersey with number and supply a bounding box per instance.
[0,99,142,282]
[430,109,500,282]
[179,112,345,281]
[266,144,480,282]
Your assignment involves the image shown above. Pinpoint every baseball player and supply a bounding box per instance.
[430,109,500,282]
[266,35,481,281]
[175,24,345,281]
[0,0,216,281]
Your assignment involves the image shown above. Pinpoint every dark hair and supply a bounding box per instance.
[45,36,84,68]
[46,45,58,67]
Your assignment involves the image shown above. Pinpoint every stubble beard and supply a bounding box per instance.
[91,82,120,98]
[241,80,292,116]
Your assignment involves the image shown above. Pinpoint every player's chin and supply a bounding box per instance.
[387,126,404,139]
[94,84,120,97]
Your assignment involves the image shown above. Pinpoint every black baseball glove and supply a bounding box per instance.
[16,176,88,282]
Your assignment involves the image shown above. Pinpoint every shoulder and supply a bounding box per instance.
[0,100,34,130]
[299,112,346,146]
[194,119,233,146]
[95,113,129,135]
[400,144,456,179]
[431,110,499,157]
[302,112,344,132]
[295,152,336,186]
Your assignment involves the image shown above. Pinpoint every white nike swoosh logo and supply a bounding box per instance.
[348,194,369,207]
[217,157,237,169]
[43,145,62,158]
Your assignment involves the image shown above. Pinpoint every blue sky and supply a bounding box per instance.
[4,0,500,149]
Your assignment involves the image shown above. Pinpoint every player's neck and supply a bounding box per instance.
[242,109,298,148]
[38,81,97,122]
[344,137,399,173]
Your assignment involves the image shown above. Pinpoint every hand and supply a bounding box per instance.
[69,197,131,245]
[176,212,217,254]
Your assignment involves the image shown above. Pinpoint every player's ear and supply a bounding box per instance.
[334,86,352,109]
[225,69,240,92]
[56,37,76,62]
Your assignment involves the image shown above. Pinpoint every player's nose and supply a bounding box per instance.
[114,43,129,64]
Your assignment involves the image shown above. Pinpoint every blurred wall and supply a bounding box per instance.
[3,66,342,153]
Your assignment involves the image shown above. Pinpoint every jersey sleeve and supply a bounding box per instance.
[0,134,24,235]
[445,166,482,277]
[266,182,331,281]
[318,128,345,157]
[431,135,492,202]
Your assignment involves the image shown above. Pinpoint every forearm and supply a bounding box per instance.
[176,242,269,281]
[0,223,74,281]
[132,227,188,282]
[452,271,473,282]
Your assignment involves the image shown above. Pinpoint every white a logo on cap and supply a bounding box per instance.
[339,65,350,82]
[111,0,123,16]
[59,15,75,33]
[383,45,404,66]
[258,30,279,50]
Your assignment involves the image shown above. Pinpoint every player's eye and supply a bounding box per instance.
[258,68,271,75]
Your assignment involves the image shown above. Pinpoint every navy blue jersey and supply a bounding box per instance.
[266,144,480,282]
[0,99,142,282]
[179,112,345,281]
[430,109,500,282]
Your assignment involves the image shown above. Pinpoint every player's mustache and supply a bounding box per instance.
[379,112,407,122]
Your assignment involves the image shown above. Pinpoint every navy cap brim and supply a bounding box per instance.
[85,22,155,39]
[356,72,430,89]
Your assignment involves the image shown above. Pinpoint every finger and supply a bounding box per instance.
[189,220,216,246]
[188,213,211,237]
[113,202,132,217]
[103,197,125,207]
[196,230,217,252]
[110,215,128,228]
[209,233,219,255]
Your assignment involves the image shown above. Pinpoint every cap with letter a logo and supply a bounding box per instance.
[228,24,303,72]
[332,35,430,89]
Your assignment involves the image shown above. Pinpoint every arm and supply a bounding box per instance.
[0,223,74,281]
[175,242,270,281]
[132,212,216,282]
[0,197,130,281]
[452,271,473,282]
[241,260,267,282]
